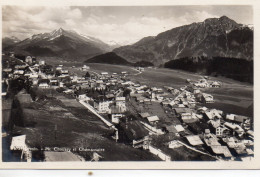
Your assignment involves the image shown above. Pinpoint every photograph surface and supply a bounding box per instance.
[1,3,256,168]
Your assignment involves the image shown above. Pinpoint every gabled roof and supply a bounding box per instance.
[174,125,185,132]
[139,112,150,118]
[210,146,232,157]
[10,135,27,150]
[174,108,192,114]
[186,135,203,146]
[147,115,159,122]
[120,120,149,140]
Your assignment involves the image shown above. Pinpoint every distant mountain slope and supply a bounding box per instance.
[85,52,132,65]
[2,36,21,48]
[113,16,253,66]
[3,28,113,61]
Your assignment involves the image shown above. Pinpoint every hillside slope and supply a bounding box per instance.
[113,16,253,66]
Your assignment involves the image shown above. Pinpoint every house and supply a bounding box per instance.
[49,79,59,86]
[147,116,160,124]
[210,146,232,158]
[10,135,27,151]
[204,133,221,146]
[119,120,149,148]
[208,120,230,137]
[224,122,245,137]
[94,100,111,113]
[226,114,249,124]
[110,105,125,124]
[38,79,50,88]
[211,81,221,88]
[181,113,192,122]
[61,70,69,75]
[39,60,45,65]
[199,93,214,103]
[13,70,25,75]
[56,66,62,70]
[165,125,178,133]
[29,73,38,79]
[205,109,223,120]
[139,112,150,119]
[82,65,90,71]
[25,56,33,64]
[174,108,192,115]
[185,135,204,146]
[174,125,185,132]
[115,97,126,112]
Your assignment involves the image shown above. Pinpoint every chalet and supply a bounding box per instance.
[174,125,185,132]
[29,73,38,79]
[61,70,69,75]
[211,81,221,88]
[82,65,90,71]
[49,79,59,86]
[13,70,24,75]
[38,79,50,88]
[39,60,45,65]
[119,120,149,148]
[164,125,177,133]
[15,65,27,70]
[209,146,232,159]
[147,115,160,125]
[139,112,150,119]
[196,93,214,103]
[101,72,108,76]
[174,108,192,117]
[204,133,221,147]
[205,109,223,120]
[110,105,125,124]
[3,68,12,73]
[63,89,74,94]
[56,66,62,70]
[224,122,245,137]
[226,114,249,125]
[185,135,204,146]
[25,56,33,64]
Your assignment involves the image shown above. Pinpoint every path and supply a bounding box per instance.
[176,140,220,160]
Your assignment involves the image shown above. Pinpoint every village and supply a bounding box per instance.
[1,53,254,162]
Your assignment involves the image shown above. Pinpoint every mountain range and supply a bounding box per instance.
[3,16,253,65]
[113,16,253,66]
[2,36,21,47]
[2,28,118,60]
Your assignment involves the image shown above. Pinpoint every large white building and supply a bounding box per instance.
[94,101,111,113]
[115,97,126,112]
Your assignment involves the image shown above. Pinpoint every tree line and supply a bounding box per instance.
[164,56,253,84]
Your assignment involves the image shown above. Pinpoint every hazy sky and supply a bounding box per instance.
[2,6,253,45]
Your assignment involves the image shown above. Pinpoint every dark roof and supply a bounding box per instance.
[165,125,178,133]
[234,115,248,123]
[120,120,149,140]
